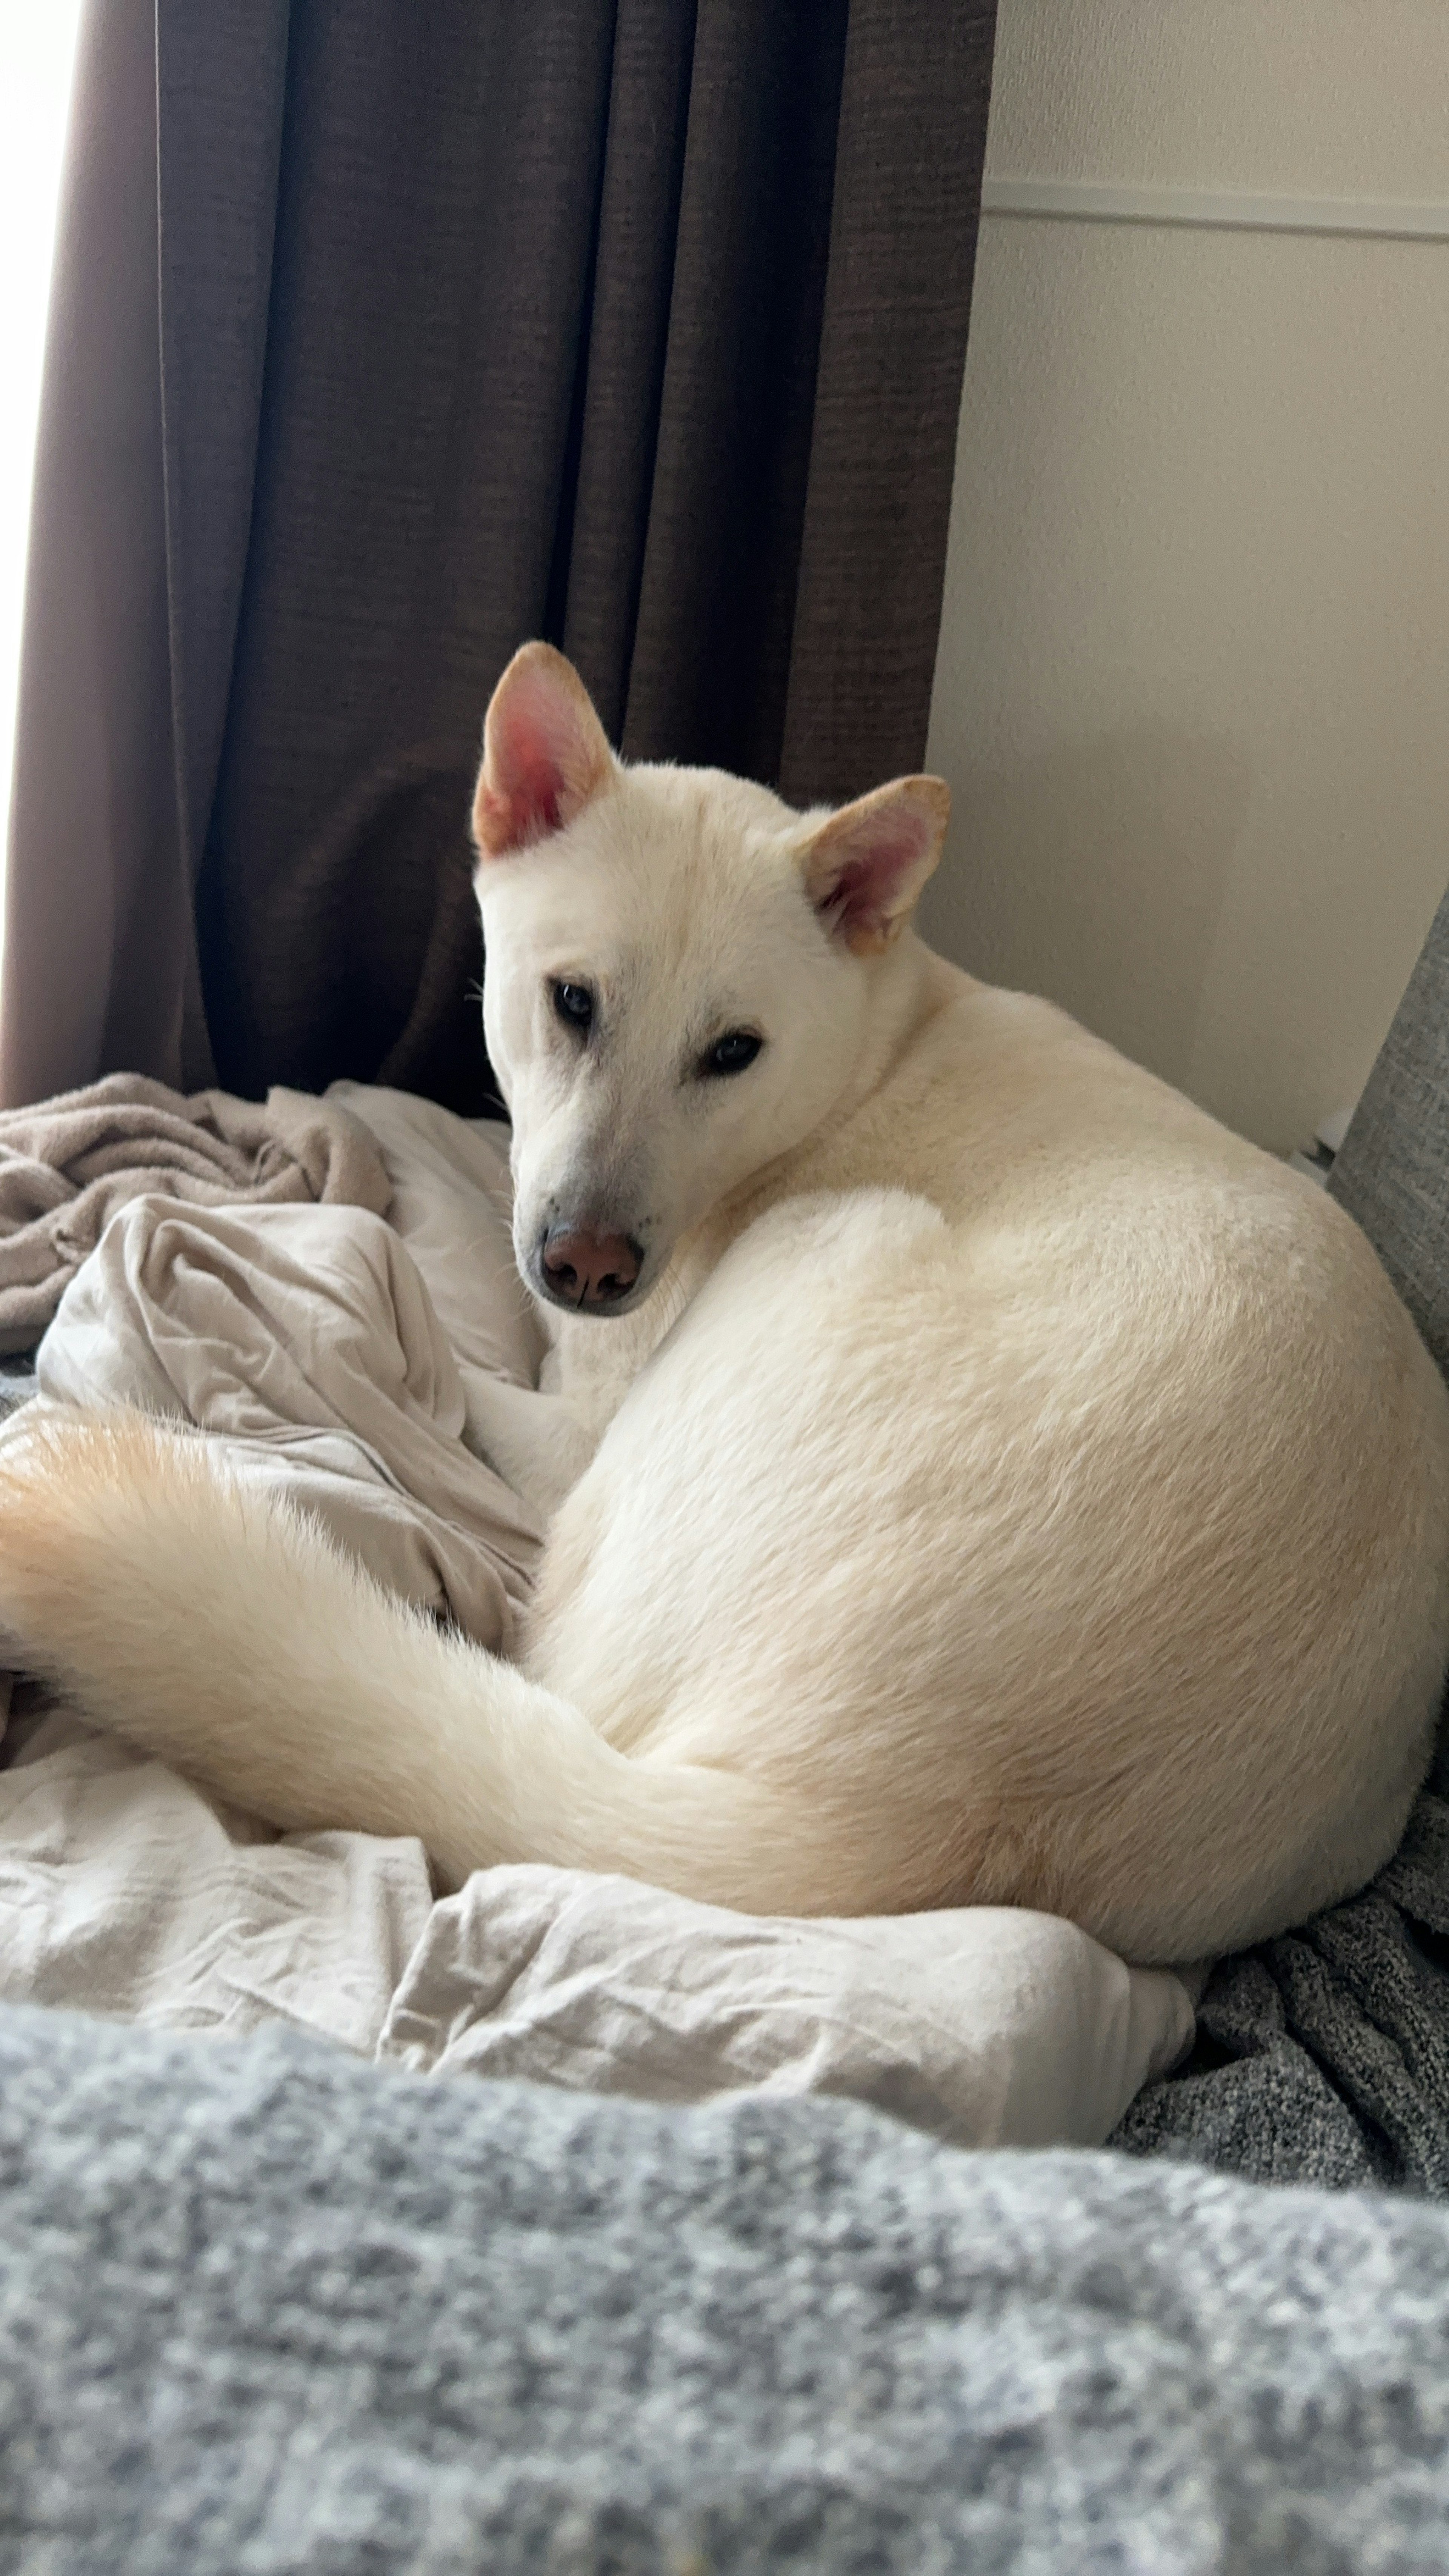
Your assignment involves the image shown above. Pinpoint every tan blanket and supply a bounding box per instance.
[32,1084,544,1647]
[0,1072,392,1354]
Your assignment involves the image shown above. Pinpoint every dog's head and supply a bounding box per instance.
[472,642,949,1317]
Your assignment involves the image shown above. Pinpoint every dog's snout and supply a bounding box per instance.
[541,1223,643,1311]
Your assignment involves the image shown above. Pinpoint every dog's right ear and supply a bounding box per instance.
[473,643,614,859]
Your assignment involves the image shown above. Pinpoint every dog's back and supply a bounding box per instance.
[523,960,1449,1959]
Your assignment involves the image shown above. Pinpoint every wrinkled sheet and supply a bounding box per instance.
[0,1070,392,1354]
[32,1084,543,1645]
[0,1708,433,2053]
[0,1083,1194,2150]
[380,1864,1192,2150]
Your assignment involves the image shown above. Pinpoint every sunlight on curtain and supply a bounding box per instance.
[0,2,85,955]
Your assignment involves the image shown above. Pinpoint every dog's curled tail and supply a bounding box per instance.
[0,1409,795,1906]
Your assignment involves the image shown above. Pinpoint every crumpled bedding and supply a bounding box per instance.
[0,1070,392,1355]
[32,1084,543,1644]
[0,1083,1194,2150]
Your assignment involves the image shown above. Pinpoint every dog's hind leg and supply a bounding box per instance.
[461,1371,601,1519]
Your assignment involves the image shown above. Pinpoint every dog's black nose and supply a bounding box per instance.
[541,1224,642,1310]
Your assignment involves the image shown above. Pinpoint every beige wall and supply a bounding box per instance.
[922,0,1449,1155]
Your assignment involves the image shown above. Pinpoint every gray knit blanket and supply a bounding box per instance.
[1113,1704,1449,2187]
[3,1999,1449,2574]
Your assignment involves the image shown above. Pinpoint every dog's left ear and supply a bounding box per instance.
[474,642,614,859]
[798,776,951,956]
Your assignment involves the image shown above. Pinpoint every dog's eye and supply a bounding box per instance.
[701,1030,763,1078]
[552,981,594,1034]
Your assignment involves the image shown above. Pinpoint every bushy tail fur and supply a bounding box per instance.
[0,1410,798,1905]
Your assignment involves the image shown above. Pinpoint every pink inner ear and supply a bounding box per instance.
[490,710,569,843]
[476,654,609,858]
[817,812,931,938]
[477,707,575,855]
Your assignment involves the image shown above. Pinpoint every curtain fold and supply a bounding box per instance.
[1,0,185,1108]
[2,0,996,1112]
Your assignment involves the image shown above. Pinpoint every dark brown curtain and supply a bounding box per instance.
[2,0,996,1113]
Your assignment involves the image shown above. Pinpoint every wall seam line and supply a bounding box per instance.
[981,177,1449,245]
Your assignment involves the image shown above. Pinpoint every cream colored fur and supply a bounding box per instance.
[1,643,1446,1964]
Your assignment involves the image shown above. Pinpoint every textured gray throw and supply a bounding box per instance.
[1113,1708,1449,2187]
[5,2000,1449,2574]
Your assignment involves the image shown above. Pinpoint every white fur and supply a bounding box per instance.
[2,644,1445,1964]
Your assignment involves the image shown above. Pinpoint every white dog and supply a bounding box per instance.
[1,642,1446,1963]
